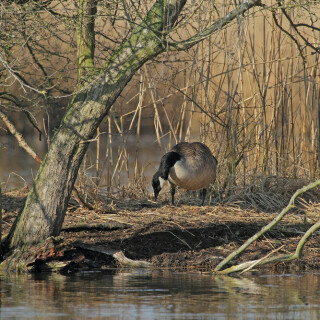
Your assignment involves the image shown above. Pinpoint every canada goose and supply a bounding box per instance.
[152,142,218,205]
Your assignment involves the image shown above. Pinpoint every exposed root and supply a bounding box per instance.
[0,237,65,272]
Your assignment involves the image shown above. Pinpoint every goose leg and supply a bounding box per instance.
[170,184,176,205]
[200,188,207,206]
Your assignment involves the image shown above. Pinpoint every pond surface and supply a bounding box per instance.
[1,270,320,319]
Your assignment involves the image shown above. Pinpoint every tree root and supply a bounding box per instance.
[0,237,65,272]
[1,238,151,272]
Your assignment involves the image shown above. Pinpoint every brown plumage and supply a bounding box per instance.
[152,142,218,205]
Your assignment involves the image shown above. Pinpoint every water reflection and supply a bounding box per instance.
[0,134,165,190]
[1,270,320,319]
[0,135,45,189]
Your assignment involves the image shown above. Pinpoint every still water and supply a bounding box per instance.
[0,134,166,190]
[1,270,320,320]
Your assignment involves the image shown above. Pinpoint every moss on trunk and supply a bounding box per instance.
[76,0,97,84]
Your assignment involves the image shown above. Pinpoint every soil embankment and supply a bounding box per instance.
[2,188,320,272]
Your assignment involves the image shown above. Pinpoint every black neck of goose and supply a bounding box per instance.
[158,151,181,180]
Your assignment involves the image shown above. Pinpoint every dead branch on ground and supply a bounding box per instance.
[75,243,152,268]
[214,179,320,274]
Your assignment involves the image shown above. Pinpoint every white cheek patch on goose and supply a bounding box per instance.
[159,177,166,188]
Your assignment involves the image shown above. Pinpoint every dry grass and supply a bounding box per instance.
[222,176,320,212]
[2,181,319,271]
[3,186,317,245]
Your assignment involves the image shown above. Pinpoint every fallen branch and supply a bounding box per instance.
[217,219,320,275]
[168,231,192,249]
[71,188,94,211]
[62,221,131,232]
[214,179,320,272]
[75,243,152,268]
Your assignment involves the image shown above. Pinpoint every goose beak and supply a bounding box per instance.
[154,188,160,201]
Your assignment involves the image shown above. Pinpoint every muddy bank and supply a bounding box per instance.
[1,190,320,272]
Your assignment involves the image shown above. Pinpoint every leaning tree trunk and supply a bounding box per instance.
[7,0,186,250]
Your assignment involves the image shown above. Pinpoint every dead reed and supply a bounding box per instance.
[74,2,320,210]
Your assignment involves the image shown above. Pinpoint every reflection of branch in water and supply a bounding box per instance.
[214,274,309,306]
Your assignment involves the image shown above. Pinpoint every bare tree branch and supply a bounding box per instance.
[277,0,320,54]
[0,93,42,139]
[0,53,47,95]
[168,0,263,51]
[270,1,320,65]
[0,108,43,163]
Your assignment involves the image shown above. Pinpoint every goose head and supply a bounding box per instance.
[152,151,180,201]
[152,172,166,201]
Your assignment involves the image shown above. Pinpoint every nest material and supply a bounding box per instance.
[223,176,320,212]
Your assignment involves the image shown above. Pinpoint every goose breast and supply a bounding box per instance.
[168,154,217,190]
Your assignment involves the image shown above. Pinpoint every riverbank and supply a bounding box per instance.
[1,184,320,273]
